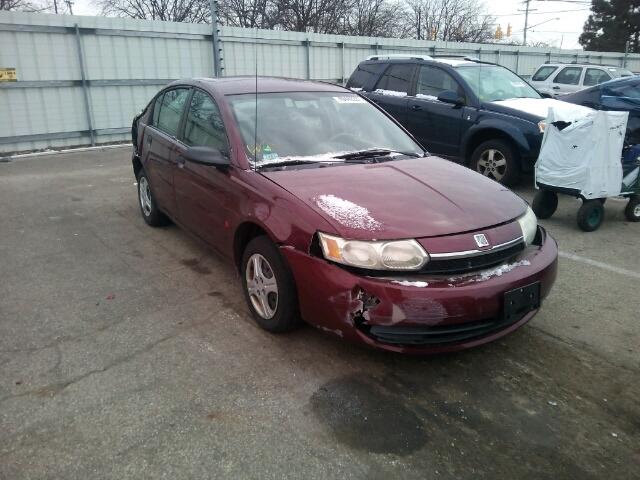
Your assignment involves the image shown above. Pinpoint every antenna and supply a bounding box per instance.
[253,27,258,172]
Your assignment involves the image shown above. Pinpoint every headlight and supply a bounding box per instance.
[318,232,429,271]
[517,206,537,245]
[538,121,546,134]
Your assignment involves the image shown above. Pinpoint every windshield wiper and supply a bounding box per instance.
[256,158,341,170]
[332,148,423,161]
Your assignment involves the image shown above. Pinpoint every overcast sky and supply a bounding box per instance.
[70,0,593,50]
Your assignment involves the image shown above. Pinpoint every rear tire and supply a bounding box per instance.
[577,200,604,232]
[624,196,640,222]
[137,170,170,227]
[241,236,301,333]
[532,190,558,219]
[470,139,521,186]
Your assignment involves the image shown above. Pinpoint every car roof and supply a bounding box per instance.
[168,76,348,95]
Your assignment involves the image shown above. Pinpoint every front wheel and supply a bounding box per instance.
[624,196,640,222]
[532,190,558,219]
[470,139,521,186]
[577,200,604,232]
[241,236,301,333]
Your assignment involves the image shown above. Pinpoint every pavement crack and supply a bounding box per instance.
[0,333,177,405]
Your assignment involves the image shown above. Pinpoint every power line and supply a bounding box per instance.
[488,8,590,17]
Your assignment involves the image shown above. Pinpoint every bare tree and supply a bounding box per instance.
[219,0,279,28]
[0,0,49,11]
[340,0,408,37]
[97,0,211,22]
[405,0,493,42]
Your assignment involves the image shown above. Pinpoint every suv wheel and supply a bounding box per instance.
[470,139,521,186]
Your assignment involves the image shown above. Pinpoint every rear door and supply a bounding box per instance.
[551,66,584,96]
[405,65,465,156]
[582,68,612,89]
[173,89,232,251]
[365,63,415,125]
[143,87,191,218]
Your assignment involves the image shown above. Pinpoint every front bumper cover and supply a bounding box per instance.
[280,227,558,354]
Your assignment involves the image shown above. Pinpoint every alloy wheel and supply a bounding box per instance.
[139,176,152,217]
[477,149,507,182]
[245,253,279,319]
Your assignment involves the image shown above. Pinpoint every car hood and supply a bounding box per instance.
[486,97,593,122]
[261,156,527,240]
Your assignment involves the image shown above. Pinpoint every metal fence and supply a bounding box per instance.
[2,11,640,155]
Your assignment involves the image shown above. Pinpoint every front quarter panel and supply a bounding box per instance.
[226,169,338,257]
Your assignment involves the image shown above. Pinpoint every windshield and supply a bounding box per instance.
[456,65,541,102]
[228,91,423,166]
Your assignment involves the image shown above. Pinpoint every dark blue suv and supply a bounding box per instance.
[347,55,589,186]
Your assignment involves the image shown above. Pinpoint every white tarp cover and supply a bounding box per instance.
[535,108,629,199]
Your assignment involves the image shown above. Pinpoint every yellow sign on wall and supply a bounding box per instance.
[0,68,17,82]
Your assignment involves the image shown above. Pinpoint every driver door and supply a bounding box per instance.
[405,65,464,156]
[173,89,233,252]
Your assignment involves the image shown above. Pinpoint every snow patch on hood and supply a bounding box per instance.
[491,98,593,121]
[313,194,382,231]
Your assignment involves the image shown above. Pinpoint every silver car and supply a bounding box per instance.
[529,63,633,97]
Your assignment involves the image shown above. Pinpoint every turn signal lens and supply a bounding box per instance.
[517,206,538,245]
[317,233,429,271]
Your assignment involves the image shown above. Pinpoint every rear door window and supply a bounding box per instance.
[375,64,415,94]
[416,65,462,99]
[155,88,190,137]
[182,90,228,151]
[532,66,557,81]
[583,68,611,87]
[553,67,582,85]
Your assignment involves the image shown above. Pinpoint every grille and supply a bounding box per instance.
[362,312,526,346]
[421,242,525,275]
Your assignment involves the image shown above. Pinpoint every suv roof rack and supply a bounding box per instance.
[366,54,433,61]
[543,60,621,68]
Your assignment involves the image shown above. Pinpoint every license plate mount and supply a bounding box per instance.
[503,282,541,322]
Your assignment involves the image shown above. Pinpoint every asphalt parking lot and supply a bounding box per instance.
[1,146,638,479]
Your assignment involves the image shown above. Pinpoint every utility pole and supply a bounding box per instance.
[53,0,58,14]
[523,0,531,46]
[65,0,73,14]
[209,0,223,77]
[417,6,421,41]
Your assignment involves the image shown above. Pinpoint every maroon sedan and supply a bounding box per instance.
[131,77,558,354]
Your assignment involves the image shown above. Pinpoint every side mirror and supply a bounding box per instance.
[182,146,230,169]
[437,90,464,106]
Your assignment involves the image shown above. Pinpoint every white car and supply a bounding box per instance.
[529,63,633,97]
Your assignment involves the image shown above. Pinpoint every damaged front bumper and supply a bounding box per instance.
[280,227,558,354]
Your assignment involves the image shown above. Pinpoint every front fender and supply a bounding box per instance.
[462,119,534,160]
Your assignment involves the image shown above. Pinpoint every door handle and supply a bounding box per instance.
[146,135,152,144]
[552,86,560,90]
[411,104,422,111]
